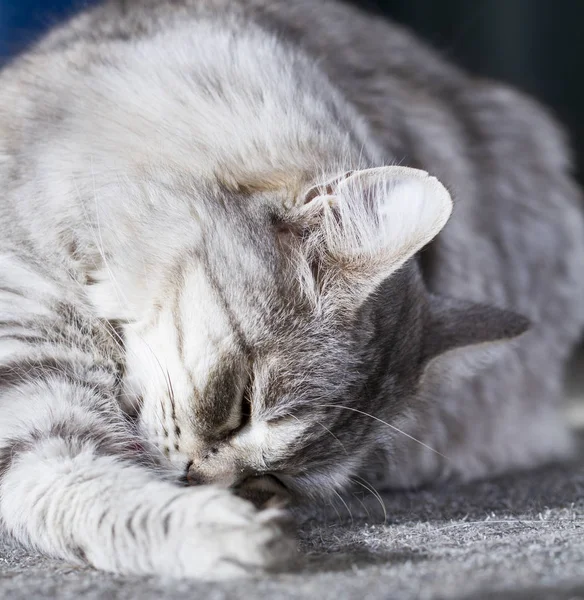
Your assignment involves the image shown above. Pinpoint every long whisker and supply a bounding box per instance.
[350,490,371,520]
[350,475,387,522]
[275,410,348,456]
[331,487,354,525]
[318,403,450,462]
[326,497,342,521]
[314,420,348,455]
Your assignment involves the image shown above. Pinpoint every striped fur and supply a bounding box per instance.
[0,0,582,579]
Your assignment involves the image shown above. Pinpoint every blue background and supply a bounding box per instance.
[0,1,95,59]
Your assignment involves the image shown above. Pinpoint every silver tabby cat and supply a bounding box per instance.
[0,0,582,579]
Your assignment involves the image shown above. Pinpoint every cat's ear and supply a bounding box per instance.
[298,166,453,301]
[423,295,530,362]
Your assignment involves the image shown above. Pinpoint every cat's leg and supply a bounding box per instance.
[0,254,294,578]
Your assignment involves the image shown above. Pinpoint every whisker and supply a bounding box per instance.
[331,487,354,525]
[318,403,450,462]
[273,410,348,457]
[350,475,387,522]
[350,490,371,520]
[326,497,342,522]
[314,420,348,455]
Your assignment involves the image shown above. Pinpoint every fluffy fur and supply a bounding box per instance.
[0,0,582,579]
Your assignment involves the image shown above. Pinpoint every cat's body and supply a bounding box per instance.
[0,0,582,579]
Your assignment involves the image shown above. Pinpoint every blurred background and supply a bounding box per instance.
[1,0,583,387]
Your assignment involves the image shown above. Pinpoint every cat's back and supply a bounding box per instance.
[3,0,584,324]
[32,0,584,327]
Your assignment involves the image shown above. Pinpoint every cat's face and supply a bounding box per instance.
[122,167,526,501]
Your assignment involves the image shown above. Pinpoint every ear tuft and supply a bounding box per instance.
[282,166,453,307]
[298,166,453,300]
[339,167,453,269]
[302,172,353,205]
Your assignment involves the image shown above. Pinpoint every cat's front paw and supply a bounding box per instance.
[161,487,297,579]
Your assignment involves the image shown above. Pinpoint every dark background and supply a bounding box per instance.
[2,0,583,178]
[361,0,584,180]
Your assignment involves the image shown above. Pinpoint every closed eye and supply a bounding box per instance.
[230,371,253,435]
[240,374,253,427]
[266,414,297,426]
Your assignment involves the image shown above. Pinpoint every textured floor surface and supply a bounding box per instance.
[1,442,584,600]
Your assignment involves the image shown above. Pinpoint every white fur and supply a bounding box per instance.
[0,2,464,581]
[1,437,291,579]
[328,166,451,273]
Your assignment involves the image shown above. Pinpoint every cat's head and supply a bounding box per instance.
[122,166,528,502]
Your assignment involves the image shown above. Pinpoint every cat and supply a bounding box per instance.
[0,0,582,580]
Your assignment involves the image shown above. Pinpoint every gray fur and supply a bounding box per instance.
[0,0,582,577]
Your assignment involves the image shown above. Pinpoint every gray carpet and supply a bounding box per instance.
[2,445,584,599]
